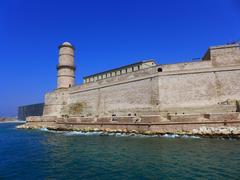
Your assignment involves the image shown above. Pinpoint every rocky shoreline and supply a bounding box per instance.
[17,124,240,139]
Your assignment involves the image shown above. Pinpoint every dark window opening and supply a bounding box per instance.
[224,121,227,126]
[128,113,131,116]
[237,101,240,112]
[112,117,118,121]
[157,67,163,72]
[69,84,71,87]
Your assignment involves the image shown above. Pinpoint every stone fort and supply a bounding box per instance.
[23,42,240,133]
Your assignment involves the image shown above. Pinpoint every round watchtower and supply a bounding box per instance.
[57,42,76,89]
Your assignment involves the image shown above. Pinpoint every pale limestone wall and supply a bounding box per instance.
[43,89,69,117]
[161,61,212,72]
[210,45,240,66]
[69,89,99,116]
[69,77,159,116]
[158,73,217,108]
[44,65,159,117]
[158,69,240,111]
[215,70,240,100]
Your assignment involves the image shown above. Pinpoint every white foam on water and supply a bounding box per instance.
[37,128,201,139]
[64,131,102,136]
[39,128,49,132]
[115,133,127,137]
[38,128,65,134]
[161,134,200,139]
[161,134,180,138]
[181,135,200,139]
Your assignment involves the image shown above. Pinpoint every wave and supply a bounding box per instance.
[64,131,102,136]
[160,134,200,139]
[37,128,200,138]
[181,135,200,139]
[39,128,65,134]
[39,128,49,131]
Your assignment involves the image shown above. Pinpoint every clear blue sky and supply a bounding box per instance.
[0,0,239,117]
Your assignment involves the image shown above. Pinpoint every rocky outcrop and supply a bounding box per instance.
[192,126,240,137]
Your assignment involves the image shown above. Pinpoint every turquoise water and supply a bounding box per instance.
[0,123,240,179]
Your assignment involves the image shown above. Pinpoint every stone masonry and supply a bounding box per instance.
[20,42,240,135]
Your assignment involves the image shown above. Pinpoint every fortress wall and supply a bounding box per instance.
[158,69,240,111]
[43,90,69,117]
[43,42,240,117]
[68,76,159,116]
[215,70,240,100]
[72,66,157,92]
[69,89,99,116]
[160,44,240,72]
[210,45,240,66]
[44,66,240,117]
[44,67,159,117]
[161,61,212,72]
[158,72,219,108]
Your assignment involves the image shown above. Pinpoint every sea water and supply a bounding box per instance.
[0,123,240,179]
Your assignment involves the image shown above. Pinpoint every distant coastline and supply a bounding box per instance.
[0,117,22,123]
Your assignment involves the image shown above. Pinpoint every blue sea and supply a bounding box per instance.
[0,123,240,179]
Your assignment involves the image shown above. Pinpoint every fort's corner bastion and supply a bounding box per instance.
[19,41,240,136]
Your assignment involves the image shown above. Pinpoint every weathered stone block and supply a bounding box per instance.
[210,113,240,121]
[42,116,57,122]
[26,116,42,122]
[140,115,168,123]
[81,117,95,123]
[97,117,112,123]
[113,117,134,123]
[169,114,202,122]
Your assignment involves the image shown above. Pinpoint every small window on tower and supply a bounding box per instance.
[69,84,71,87]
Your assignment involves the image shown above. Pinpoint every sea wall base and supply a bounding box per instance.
[17,113,240,138]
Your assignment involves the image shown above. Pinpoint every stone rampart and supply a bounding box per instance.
[43,65,240,117]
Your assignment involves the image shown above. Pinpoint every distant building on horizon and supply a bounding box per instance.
[18,103,44,120]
